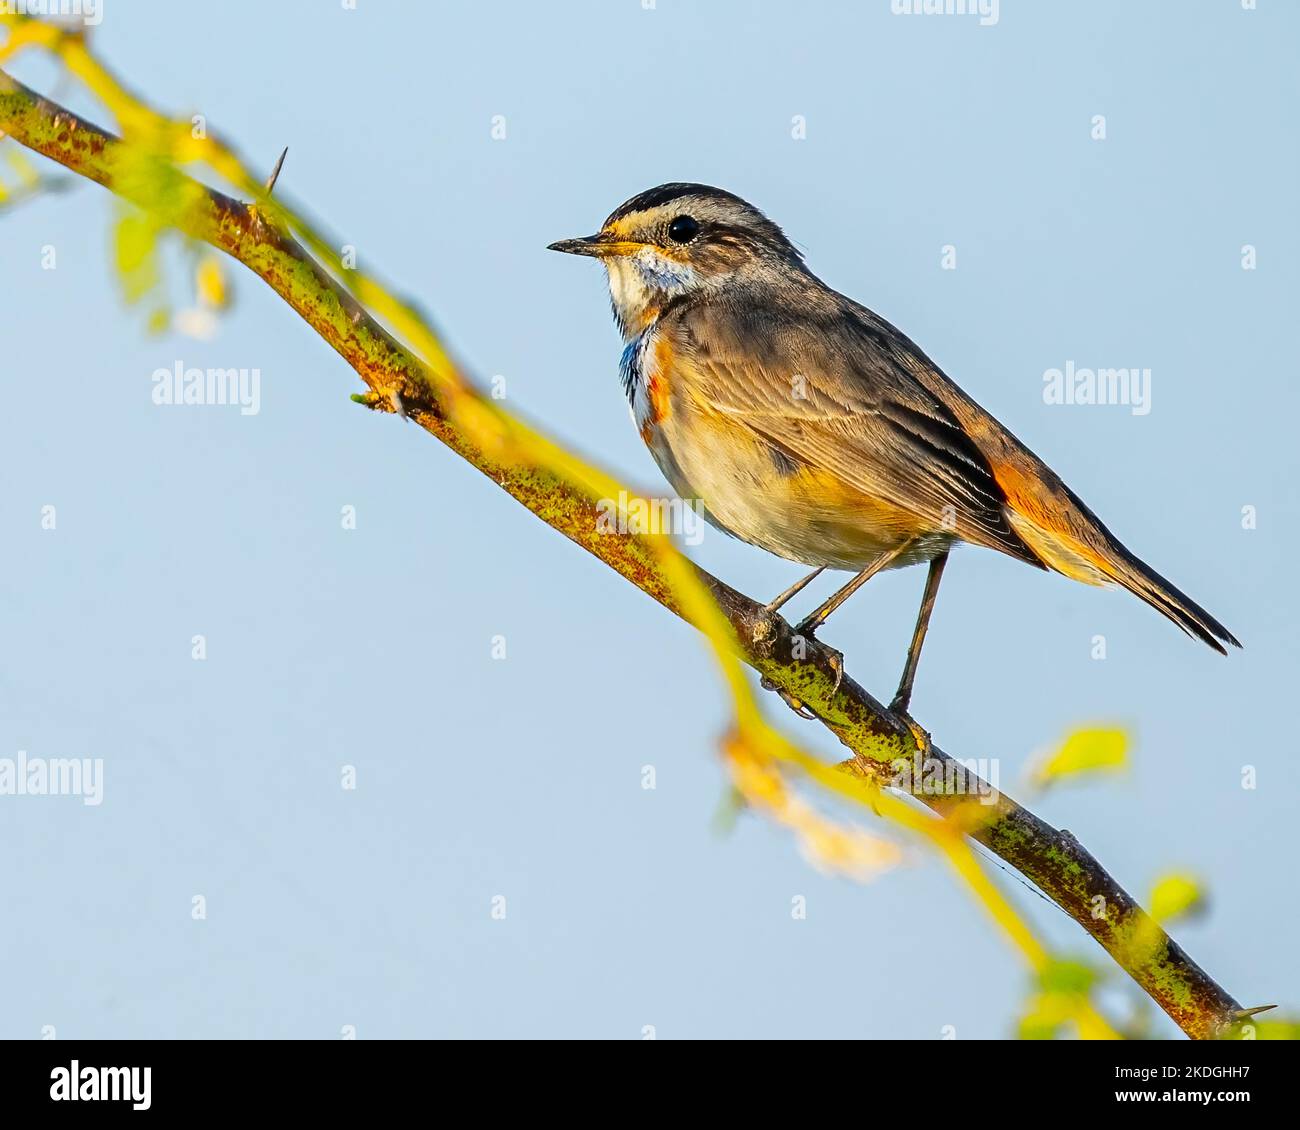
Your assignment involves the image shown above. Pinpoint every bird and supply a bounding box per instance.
[548,183,1239,727]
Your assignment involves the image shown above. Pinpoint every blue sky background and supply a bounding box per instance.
[1,0,1295,1039]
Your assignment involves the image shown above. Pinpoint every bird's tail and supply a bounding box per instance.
[1005,507,1240,654]
[1094,543,1241,655]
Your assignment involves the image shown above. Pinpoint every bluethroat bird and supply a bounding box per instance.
[549,184,1239,722]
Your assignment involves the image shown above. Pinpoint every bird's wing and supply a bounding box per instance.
[664,295,1045,567]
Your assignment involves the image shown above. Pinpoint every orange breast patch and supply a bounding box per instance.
[643,335,674,428]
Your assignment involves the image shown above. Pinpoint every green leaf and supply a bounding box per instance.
[711,786,745,838]
[1038,958,1096,995]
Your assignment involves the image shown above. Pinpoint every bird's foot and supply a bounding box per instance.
[790,617,845,696]
[889,693,931,755]
[792,612,822,640]
[760,676,818,720]
[823,645,845,696]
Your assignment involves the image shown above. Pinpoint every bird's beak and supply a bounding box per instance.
[547,233,642,258]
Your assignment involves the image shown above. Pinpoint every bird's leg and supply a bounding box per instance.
[889,551,949,753]
[759,677,818,720]
[889,551,948,716]
[794,543,911,639]
[764,566,825,614]
[791,542,913,696]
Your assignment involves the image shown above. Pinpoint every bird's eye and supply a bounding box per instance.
[667,215,699,244]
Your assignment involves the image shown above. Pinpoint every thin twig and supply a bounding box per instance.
[264,145,287,194]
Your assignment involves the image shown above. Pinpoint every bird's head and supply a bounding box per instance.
[548,182,803,338]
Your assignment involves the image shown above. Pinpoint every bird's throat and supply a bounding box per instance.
[604,252,695,341]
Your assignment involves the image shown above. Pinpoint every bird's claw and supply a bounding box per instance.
[790,618,845,698]
[824,645,845,696]
[889,697,931,754]
[760,676,818,720]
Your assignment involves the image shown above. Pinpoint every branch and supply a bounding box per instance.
[0,69,1247,1039]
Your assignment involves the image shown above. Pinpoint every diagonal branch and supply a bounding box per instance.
[0,69,1247,1039]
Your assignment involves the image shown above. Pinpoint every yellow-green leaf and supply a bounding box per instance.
[1149,873,1206,924]
[6,147,39,189]
[113,211,161,305]
[1238,1017,1300,1040]
[1031,727,1129,788]
[1038,958,1096,995]
[196,254,228,309]
[146,305,171,336]
[113,145,207,227]
[1018,991,1074,1040]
